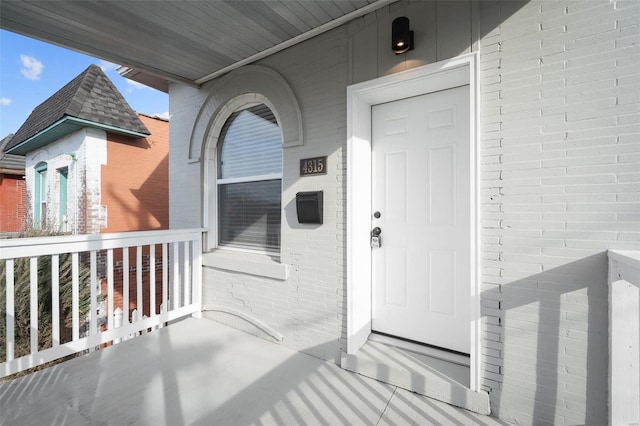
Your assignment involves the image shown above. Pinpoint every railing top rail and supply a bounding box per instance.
[0,228,205,260]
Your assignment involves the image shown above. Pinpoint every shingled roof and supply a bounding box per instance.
[6,64,150,155]
[0,134,25,173]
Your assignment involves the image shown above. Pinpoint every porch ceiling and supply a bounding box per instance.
[0,0,393,92]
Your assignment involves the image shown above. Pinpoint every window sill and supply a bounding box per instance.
[202,250,289,281]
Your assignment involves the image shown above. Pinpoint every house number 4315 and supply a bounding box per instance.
[300,156,327,176]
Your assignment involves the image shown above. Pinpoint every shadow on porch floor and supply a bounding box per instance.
[0,318,508,425]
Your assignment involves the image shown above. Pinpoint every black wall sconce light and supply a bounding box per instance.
[391,17,414,54]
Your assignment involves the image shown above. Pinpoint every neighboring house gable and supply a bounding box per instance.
[9,64,158,234]
[5,64,149,156]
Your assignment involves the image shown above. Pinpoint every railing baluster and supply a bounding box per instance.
[90,251,98,336]
[30,257,38,355]
[72,252,79,341]
[192,237,203,318]
[150,245,156,317]
[123,247,129,324]
[183,241,190,305]
[52,254,60,347]
[136,246,142,319]
[107,249,114,331]
[172,242,179,310]
[162,243,168,311]
[6,259,15,362]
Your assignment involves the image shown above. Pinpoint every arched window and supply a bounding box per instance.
[216,103,283,253]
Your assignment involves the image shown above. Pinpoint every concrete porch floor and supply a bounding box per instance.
[0,318,508,425]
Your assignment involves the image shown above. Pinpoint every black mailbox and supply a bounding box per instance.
[296,191,323,224]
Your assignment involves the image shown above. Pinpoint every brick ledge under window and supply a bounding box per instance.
[202,250,289,281]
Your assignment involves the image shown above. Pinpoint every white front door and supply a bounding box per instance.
[371,85,471,354]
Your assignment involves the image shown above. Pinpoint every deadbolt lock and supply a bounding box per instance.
[371,227,382,248]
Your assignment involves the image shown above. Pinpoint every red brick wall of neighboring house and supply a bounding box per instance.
[0,173,27,233]
[100,247,165,319]
[101,114,169,234]
[100,114,169,327]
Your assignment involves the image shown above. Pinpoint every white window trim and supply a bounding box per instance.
[202,249,289,281]
[346,53,481,392]
[34,162,48,228]
[203,94,284,259]
[217,173,282,185]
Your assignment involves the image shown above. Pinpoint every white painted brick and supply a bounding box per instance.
[618,73,640,87]
[618,233,640,242]
[617,14,640,29]
[566,202,639,212]
[616,32,640,48]
[565,239,639,250]
[541,78,615,101]
[542,229,618,241]
[619,113,640,125]
[541,247,601,258]
[501,236,565,248]
[501,203,565,213]
[543,154,617,169]
[543,211,617,222]
[542,174,616,186]
[565,182,638,193]
[566,221,639,232]
[504,220,565,230]
[618,193,640,203]
[618,151,640,163]
[487,228,543,239]
[542,135,617,151]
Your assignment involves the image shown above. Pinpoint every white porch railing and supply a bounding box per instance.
[0,229,202,378]
[608,250,640,426]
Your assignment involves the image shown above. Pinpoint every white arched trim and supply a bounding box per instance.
[188,65,303,162]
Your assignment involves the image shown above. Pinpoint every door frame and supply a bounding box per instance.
[346,53,481,391]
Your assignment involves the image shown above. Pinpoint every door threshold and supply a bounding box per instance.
[340,338,490,414]
[369,332,470,367]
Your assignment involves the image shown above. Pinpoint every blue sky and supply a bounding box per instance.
[0,29,169,139]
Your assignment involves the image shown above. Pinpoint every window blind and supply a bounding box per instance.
[217,103,283,252]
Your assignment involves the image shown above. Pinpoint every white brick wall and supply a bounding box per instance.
[479,1,639,424]
[170,27,350,361]
[168,0,639,424]
[24,128,106,234]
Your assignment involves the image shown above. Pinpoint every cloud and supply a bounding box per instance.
[0,97,11,106]
[154,112,170,120]
[126,79,148,92]
[20,54,44,80]
[98,60,118,73]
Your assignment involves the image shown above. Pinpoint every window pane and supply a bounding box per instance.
[218,180,281,252]
[218,104,282,179]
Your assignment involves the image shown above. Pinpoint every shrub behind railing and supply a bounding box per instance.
[0,228,92,364]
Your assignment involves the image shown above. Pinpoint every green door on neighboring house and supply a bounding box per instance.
[34,162,47,228]
[59,167,68,232]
